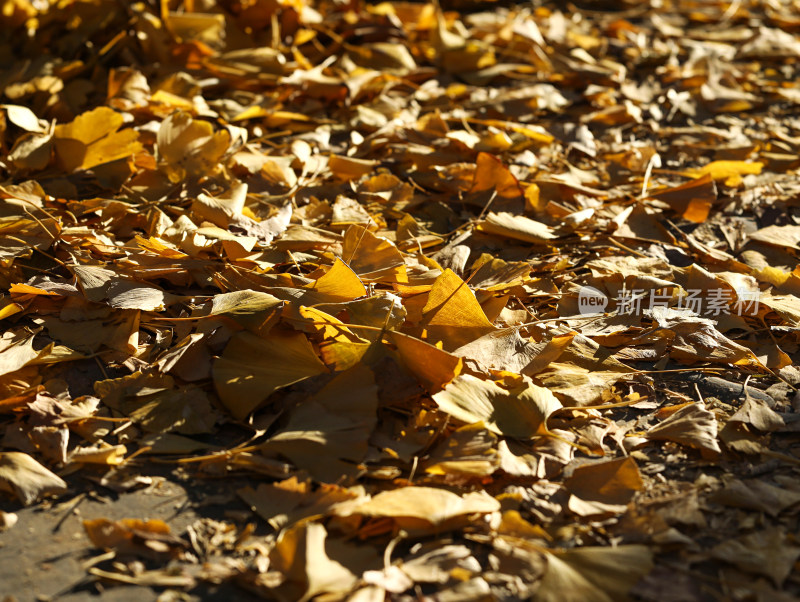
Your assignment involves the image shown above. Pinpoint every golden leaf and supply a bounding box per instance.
[421,268,495,350]
[53,107,142,172]
[213,330,328,420]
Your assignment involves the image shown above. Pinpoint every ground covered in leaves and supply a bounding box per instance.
[2,0,800,599]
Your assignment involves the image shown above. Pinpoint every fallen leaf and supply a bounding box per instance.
[53,107,142,172]
[0,452,67,505]
[645,402,721,453]
[213,329,329,420]
[421,268,495,350]
[432,374,561,438]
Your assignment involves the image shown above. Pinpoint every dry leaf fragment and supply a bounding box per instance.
[537,545,654,602]
[709,478,800,517]
[432,374,561,438]
[476,212,557,244]
[0,510,18,531]
[565,456,643,507]
[711,527,800,587]
[645,402,721,453]
[270,522,373,602]
[0,451,67,505]
[83,517,186,560]
[337,486,500,528]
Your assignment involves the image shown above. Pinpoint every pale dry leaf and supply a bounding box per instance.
[476,212,556,244]
[336,486,500,527]
[711,527,800,587]
[432,374,561,438]
[645,403,721,453]
[0,451,68,505]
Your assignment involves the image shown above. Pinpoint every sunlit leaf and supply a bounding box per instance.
[213,330,328,420]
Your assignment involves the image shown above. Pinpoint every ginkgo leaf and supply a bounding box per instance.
[261,364,377,481]
[537,545,653,602]
[2,104,47,132]
[307,258,367,302]
[270,522,374,602]
[238,476,363,531]
[684,160,763,182]
[710,478,800,518]
[0,452,68,505]
[564,456,643,505]
[432,374,561,438]
[421,268,495,350]
[534,363,628,407]
[650,173,716,223]
[645,402,721,453]
[206,289,284,335]
[341,224,407,282]
[467,152,525,212]
[192,182,247,227]
[0,330,71,377]
[711,528,800,587]
[749,224,800,250]
[388,331,462,393]
[329,154,379,181]
[336,486,500,526]
[213,330,328,419]
[53,107,142,172]
[157,110,230,182]
[536,552,614,602]
[453,328,574,375]
[72,265,117,302]
[106,280,168,311]
[476,212,557,244]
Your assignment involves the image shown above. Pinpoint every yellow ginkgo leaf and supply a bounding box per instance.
[341,224,407,283]
[207,289,284,336]
[564,456,643,505]
[213,330,328,419]
[329,154,379,181]
[157,110,231,182]
[336,486,500,527]
[53,107,142,172]
[387,330,462,393]
[307,258,367,303]
[421,268,495,350]
[684,160,763,184]
[469,151,524,201]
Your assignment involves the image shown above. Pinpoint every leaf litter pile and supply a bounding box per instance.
[4,0,800,599]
